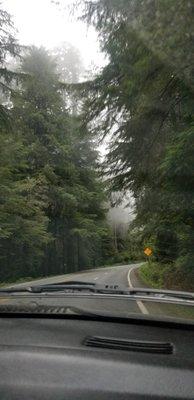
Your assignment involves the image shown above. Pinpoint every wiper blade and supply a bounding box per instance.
[0,281,97,294]
[0,282,131,295]
[127,287,194,301]
[33,284,194,301]
[0,283,194,304]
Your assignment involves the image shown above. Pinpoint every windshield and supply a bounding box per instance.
[0,0,194,324]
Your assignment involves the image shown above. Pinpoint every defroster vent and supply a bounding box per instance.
[84,336,174,354]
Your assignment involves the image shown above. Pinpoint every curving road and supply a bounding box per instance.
[9,263,140,289]
[2,263,194,320]
[5,263,148,315]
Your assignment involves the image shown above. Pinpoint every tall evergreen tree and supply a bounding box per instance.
[0,45,112,281]
[80,0,194,280]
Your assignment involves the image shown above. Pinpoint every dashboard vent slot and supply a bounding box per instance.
[84,336,173,354]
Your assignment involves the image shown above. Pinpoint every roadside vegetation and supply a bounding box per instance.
[78,0,194,290]
[139,261,194,292]
[1,1,194,288]
[0,9,120,282]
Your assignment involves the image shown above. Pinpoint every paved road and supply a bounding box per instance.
[2,264,194,320]
[4,263,147,315]
[8,264,139,288]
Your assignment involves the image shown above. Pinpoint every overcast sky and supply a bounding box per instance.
[3,0,105,71]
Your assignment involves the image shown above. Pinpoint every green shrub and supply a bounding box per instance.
[140,260,194,291]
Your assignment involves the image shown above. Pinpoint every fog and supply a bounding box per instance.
[2,0,106,73]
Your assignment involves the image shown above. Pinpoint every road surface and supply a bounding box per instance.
[1,264,144,315]
[8,263,139,288]
[1,263,194,320]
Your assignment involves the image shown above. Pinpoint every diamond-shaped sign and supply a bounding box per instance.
[144,247,152,256]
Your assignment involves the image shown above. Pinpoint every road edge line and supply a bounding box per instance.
[127,266,149,315]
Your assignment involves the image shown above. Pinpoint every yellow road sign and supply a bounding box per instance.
[144,247,152,256]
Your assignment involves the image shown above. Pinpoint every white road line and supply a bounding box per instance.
[94,277,99,280]
[127,267,149,315]
[136,300,149,315]
[127,268,133,288]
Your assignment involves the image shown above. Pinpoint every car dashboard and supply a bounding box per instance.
[0,315,194,399]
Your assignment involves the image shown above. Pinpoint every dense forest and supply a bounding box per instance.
[0,7,118,282]
[79,0,194,289]
[1,0,194,289]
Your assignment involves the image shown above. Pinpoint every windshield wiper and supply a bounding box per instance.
[0,281,98,294]
[0,281,194,303]
[122,287,194,301]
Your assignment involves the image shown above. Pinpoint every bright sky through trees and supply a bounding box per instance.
[2,0,105,72]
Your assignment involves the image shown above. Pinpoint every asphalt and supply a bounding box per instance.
[1,263,194,321]
[0,264,142,315]
[7,264,139,288]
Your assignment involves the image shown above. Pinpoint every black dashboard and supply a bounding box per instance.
[0,315,194,399]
